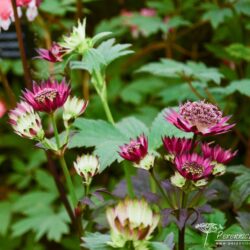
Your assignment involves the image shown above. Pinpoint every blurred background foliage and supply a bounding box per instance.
[0,0,250,249]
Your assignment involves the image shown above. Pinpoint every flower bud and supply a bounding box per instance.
[63,96,88,127]
[60,19,93,54]
[73,154,100,184]
[212,163,226,176]
[106,198,159,248]
[9,101,44,140]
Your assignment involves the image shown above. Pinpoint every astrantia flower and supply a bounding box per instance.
[201,143,237,164]
[106,198,159,249]
[201,143,237,176]
[140,8,156,17]
[172,153,214,187]
[73,154,99,184]
[162,136,193,161]
[36,43,64,63]
[0,0,16,31]
[22,79,70,113]
[60,19,93,54]
[9,101,44,140]
[63,96,88,126]
[119,135,155,170]
[17,0,41,21]
[165,101,235,136]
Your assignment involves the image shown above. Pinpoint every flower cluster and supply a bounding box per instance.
[9,79,88,148]
[106,198,159,249]
[0,0,41,32]
[163,100,236,188]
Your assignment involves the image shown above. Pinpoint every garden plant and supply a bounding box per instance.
[0,0,250,250]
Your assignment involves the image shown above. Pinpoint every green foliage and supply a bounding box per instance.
[70,38,133,74]
[202,5,233,29]
[148,108,193,150]
[138,59,223,84]
[226,43,250,62]
[227,165,250,208]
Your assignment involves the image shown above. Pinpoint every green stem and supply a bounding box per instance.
[50,113,61,148]
[124,164,135,198]
[101,97,115,125]
[149,169,171,207]
[59,156,78,207]
[178,190,186,250]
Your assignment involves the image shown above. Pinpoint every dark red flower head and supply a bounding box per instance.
[162,136,194,155]
[22,78,70,113]
[165,101,235,136]
[36,42,64,63]
[174,153,214,181]
[201,143,237,164]
[119,134,148,164]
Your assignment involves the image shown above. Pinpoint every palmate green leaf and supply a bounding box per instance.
[96,38,133,66]
[12,208,70,242]
[0,202,12,236]
[82,232,113,250]
[148,108,193,150]
[149,242,171,250]
[137,59,223,84]
[69,117,148,171]
[12,191,57,215]
[121,77,166,105]
[70,48,107,73]
[235,0,250,16]
[227,165,250,208]
[224,79,250,97]
[225,43,250,62]
[130,15,164,36]
[202,7,233,29]
[158,82,207,104]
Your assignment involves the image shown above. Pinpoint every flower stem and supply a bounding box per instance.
[59,156,78,208]
[101,97,115,125]
[123,163,135,198]
[149,169,171,207]
[178,190,187,250]
[50,114,78,207]
[50,113,61,149]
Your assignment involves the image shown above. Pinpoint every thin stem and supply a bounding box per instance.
[101,98,115,125]
[59,156,78,207]
[10,0,31,88]
[46,152,76,224]
[123,163,135,198]
[187,79,204,100]
[178,190,186,250]
[149,169,171,207]
[0,69,16,108]
[50,113,61,148]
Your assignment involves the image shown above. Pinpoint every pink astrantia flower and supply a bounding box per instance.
[201,143,237,164]
[119,134,148,164]
[9,101,44,140]
[165,101,235,136]
[140,8,156,17]
[162,136,194,155]
[17,0,40,21]
[0,0,15,31]
[36,43,64,63]
[174,153,214,181]
[22,79,70,113]
[0,100,7,118]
